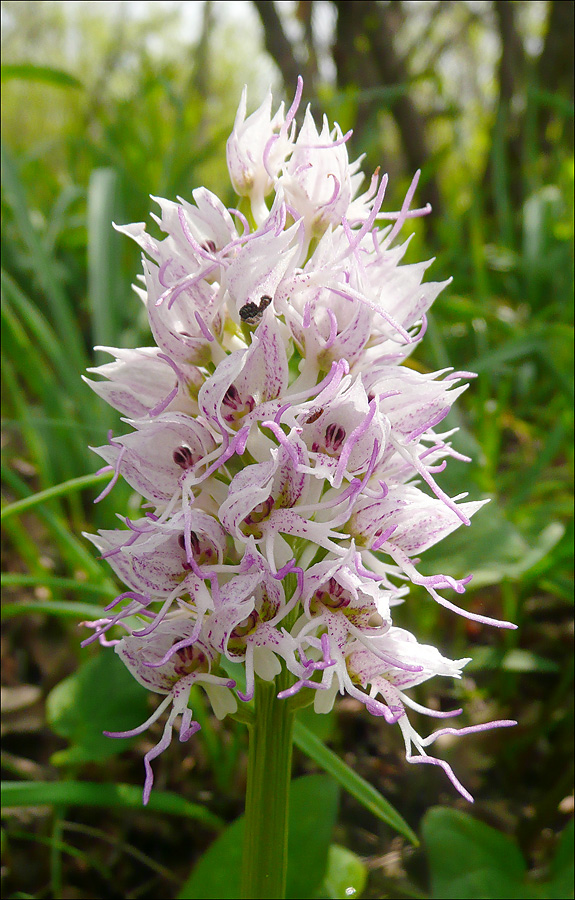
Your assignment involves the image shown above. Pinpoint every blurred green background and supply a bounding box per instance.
[1,2,573,898]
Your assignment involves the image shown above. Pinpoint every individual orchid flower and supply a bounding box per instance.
[297,546,394,655]
[198,306,290,436]
[105,616,237,803]
[226,84,293,223]
[294,376,390,487]
[83,346,200,419]
[344,633,514,803]
[278,107,360,242]
[92,412,217,505]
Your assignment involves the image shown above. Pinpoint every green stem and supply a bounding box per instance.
[241,672,295,899]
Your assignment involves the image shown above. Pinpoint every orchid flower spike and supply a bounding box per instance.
[84,77,515,804]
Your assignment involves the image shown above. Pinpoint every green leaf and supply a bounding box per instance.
[548,820,575,899]
[177,775,339,900]
[1,64,83,88]
[467,333,544,373]
[285,775,339,900]
[422,807,533,899]
[46,652,150,764]
[177,802,243,899]
[422,502,564,589]
[294,720,418,846]
[466,647,560,675]
[317,844,368,899]
[297,703,336,743]
[0,332,87,489]
[500,649,560,674]
[1,781,222,830]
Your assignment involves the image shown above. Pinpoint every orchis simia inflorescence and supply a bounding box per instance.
[82,77,516,809]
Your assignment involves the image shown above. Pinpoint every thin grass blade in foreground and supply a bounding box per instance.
[1,781,224,830]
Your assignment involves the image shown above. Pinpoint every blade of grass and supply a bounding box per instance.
[8,827,115,886]
[63,821,179,885]
[538,346,575,403]
[1,63,83,89]
[506,417,569,509]
[1,142,87,374]
[528,86,574,117]
[2,600,110,620]
[491,101,514,248]
[51,812,64,900]
[293,720,418,845]
[1,464,114,585]
[467,333,544,372]
[1,781,224,830]
[1,515,50,576]
[44,183,84,255]
[1,268,86,399]
[1,291,91,490]
[2,354,54,489]
[88,168,121,351]
[1,296,62,406]
[1,471,110,522]
[2,573,116,597]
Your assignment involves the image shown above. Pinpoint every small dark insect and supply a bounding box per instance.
[239,301,261,322]
[239,294,273,326]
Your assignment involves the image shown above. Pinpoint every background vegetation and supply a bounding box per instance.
[2,2,573,898]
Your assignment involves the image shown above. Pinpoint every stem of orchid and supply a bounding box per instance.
[241,671,295,900]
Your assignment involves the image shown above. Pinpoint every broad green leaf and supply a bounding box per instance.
[297,702,336,743]
[1,781,222,830]
[548,820,575,899]
[422,503,564,589]
[422,807,531,899]
[285,775,339,900]
[46,652,150,764]
[433,870,538,900]
[177,803,243,899]
[294,720,418,846]
[466,647,560,675]
[177,775,339,900]
[317,844,368,899]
